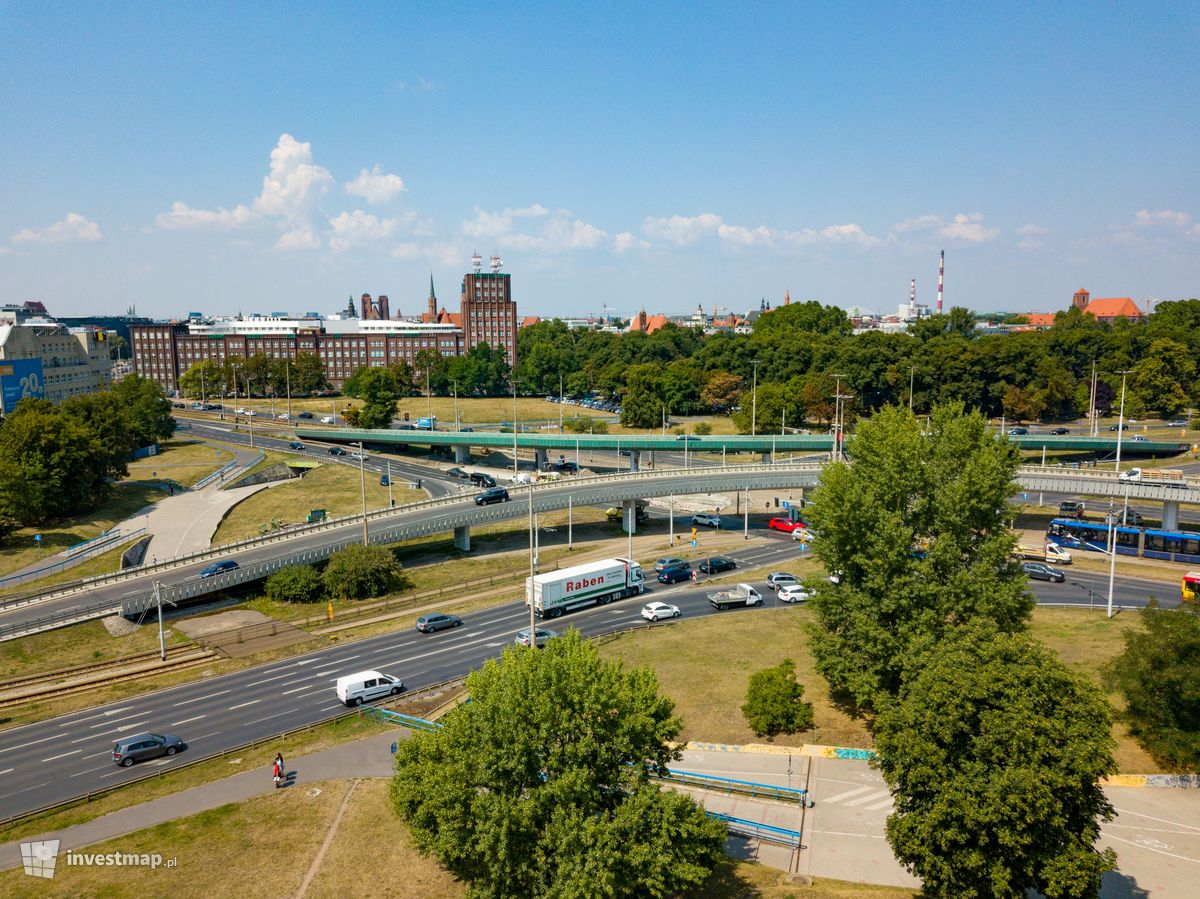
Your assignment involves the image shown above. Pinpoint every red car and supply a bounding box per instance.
[768,517,804,533]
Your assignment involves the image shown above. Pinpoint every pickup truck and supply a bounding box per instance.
[1014,544,1072,565]
[1119,467,1188,487]
[707,583,763,611]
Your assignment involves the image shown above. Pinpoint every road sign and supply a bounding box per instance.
[781,500,792,509]
[691,539,697,548]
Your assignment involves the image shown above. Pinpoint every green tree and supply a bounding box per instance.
[700,370,743,412]
[178,359,222,399]
[264,564,324,603]
[291,352,329,395]
[741,659,814,738]
[805,403,1032,712]
[692,421,712,436]
[1104,602,1200,770]
[1001,383,1043,422]
[876,624,1117,899]
[391,630,726,898]
[620,364,666,428]
[352,368,401,429]
[0,400,111,525]
[61,391,133,481]
[752,300,851,338]
[320,545,402,599]
[113,374,176,446]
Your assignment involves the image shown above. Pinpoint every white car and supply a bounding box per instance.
[691,513,722,528]
[320,416,336,424]
[791,527,815,542]
[277,413,290,420]
[641,601,681,622]
[350,451,367,461]
[515,627,558,648]
[778,584,813,603]
[1044,544,1072,564]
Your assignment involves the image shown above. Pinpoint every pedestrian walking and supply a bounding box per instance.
[272,758,282,788]
[275,751,284,774]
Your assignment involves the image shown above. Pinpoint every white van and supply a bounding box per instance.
[335,670,403,707]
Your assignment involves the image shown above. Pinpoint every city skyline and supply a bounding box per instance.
[2,3,1197,319]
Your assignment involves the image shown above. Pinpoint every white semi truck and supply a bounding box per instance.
[526,557,646,619]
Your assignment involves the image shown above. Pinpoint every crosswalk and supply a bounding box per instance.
[820,784,894,811]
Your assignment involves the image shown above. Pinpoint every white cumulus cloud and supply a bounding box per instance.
[641,213,724,246]
[155,201,258,231]
[252,133,333,221]
[460,205,608,253]
[328,210,407,252]
[11,212,103,245]
[642,213,877,250]
[275,227,321,251]
[1016,223,1048,235]
[939,213,999,244]
[1133,208,1191,228]
[344,165,406,204]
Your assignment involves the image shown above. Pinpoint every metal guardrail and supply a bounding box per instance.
[8,461,820,609]
[656,767,810,805]
[0,528,146,592]
[361,707,441,733]
[193,451,265,490]
[706,812,804,849]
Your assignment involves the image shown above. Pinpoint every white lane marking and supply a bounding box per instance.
[0,734,75,755]
[0,767,11,775]
[254,670,315,686]
[1102,831,1200,864]
[255,708,300,724]
[189,731,222,742]
[822,785,877,804]
[71,764,112,778]
[171,715,206,727]
[863,797,895,811]
[485,641,505,647]
[335,654,361,663]
[280,684,314,696]
[73,722,149,743]
[42,750,83,762]
[844,790,891,807]
[1109,805,1200,833]
[293,659,316,665]
[89,711,149,729]
[174,689,230,706]
[57,706,134,726]
[228,700,260,711]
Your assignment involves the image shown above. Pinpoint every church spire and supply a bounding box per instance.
[427,273,437,319]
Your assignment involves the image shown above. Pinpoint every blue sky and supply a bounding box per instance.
[2,2,1197,320]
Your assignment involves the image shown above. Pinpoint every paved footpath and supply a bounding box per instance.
[2,735,1197,897]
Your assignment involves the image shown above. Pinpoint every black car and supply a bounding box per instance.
[468,472,496,487]
[699,556,736,574]
[657,563,692,584]
[1108,423,1127,431]
[328,447,347,456]
[379,474,390,487]
[1022,561,1065,583]
[1049,427,1070,435]
[297,411,315,419]
[553,461,580,474]
[288,441,305,451]
[475,487,510,505]
[415,613,463,633]
[446,467,470,479]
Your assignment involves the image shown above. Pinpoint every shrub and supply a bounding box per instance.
[692,422,713,436]
[741,659,814,738]
[564,416,608,434]
[264,564,324,603]
[321,544,403,600]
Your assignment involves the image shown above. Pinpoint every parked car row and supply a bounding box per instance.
[552,395,623,415]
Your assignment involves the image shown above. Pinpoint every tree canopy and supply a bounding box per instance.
[391,630,726,898]
[875,624,1117,899]
[805,402,1032,712]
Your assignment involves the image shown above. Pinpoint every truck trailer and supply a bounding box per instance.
[526,557,645,619]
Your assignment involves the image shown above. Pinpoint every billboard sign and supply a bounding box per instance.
[417,417,437,430]
[0,357,46,413]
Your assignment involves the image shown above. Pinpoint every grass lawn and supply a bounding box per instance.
[0,619,184,684]
[0,774,912,899]
[599,605,1166,773]
[209,458,423,544]
[126,439,237,488]
[0,440,235,581]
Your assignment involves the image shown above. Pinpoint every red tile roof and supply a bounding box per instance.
[1024,313,1058,328]
[1085,297,1141,319]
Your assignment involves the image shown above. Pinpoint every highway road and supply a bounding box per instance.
[0,534,1179,823]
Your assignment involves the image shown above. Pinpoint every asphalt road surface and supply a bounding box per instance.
[0,535,1177,823]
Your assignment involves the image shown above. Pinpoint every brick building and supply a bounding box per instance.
[460,254,518,367]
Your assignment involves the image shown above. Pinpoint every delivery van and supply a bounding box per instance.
[335,670,404,706]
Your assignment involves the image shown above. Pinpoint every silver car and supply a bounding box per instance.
[515,628,559,648]
[112,732,183,767]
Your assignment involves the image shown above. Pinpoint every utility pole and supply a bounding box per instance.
[751,359,759,437]
[387,459,393,507]
[512,377,519,475]
[831,374,848,462]
[286,359,292,418]
[559,374,564,433]
[908,365,915,412]
[354,441,368,546]
[155,581,166,661]
[1106,370,1131,618]
[528,485,536,642]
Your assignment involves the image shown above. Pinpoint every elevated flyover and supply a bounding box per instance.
[1017,465,1200,529]
[297,427,1189,469]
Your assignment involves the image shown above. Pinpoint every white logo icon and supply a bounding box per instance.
[20,839,60,878]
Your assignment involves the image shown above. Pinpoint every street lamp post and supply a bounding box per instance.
[453,379,460,432]
[286,359,292,419]
[512,377,519,476]
[751,360,759,437]
[1106,370,1132,618]
[908,365,915,412]
[353,441,368,546]
[527,484,536,643]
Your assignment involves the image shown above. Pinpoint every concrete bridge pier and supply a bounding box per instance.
[622,499,638,534]
[535,448,549,470]
[1163,500,1180,531]
[453,444,471,464]
[629,450,640,472]
[762,451,771,463]
[454,524,471,552]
